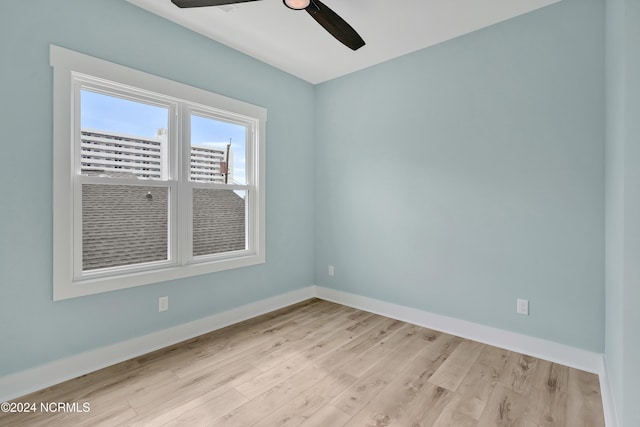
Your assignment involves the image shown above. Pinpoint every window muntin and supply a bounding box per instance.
[51,45,266,300]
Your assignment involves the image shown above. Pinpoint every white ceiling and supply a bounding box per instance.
[127,0,560,84]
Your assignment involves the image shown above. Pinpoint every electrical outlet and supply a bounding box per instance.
[517,298,529,316]
[159,296,169,312]
[328,265,334,276]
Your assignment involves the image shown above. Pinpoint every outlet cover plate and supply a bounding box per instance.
[159,296,169,312]
[517,298,529,316]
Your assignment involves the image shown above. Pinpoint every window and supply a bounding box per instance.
[51,45,266,300]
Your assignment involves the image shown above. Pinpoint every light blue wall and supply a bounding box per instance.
[605,0,625,425]
[315,0,605,352]
[0,0,316,376]
[1,1,627,416]
[605,0,624,421]
[605,0,640,424]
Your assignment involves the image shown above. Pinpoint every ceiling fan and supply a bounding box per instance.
[170,0,365,50]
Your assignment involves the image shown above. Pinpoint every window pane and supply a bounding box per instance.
[190,114,247,184]
[80,89,169,179]
[193,189,247,256]
[82,184,169,271]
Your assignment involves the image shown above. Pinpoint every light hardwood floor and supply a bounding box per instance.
[0,298,605,426]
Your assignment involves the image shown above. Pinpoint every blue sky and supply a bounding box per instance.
[81,89,246,184]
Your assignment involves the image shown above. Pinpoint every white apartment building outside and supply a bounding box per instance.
[79,128,244,271]
[80,128,233,183]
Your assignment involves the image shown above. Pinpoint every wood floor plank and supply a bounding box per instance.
[430,394,480,427]
[388,383,454,427]
[297,404,351,427]
[428,340,485,392]
[127,359,259,413]
[0,299,605,427]
[212,363,332,426]
[501,352,540,394]
[313,317,405,373]
[138,298,328,368]
[342,333,461,426]
[522,360,570,426]
[253,313,389,373]
[171,310,339,381]
[453,344,511,420]
[252,369,357,427]
[170,303,352,379]
[330,324,436,416]
[565,368,605,427]
[232,325,368,400]
[340,322,433,378]
[476,383,531,426]
[157,388,248,427]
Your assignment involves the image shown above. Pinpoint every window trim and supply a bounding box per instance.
[51,45,266,301]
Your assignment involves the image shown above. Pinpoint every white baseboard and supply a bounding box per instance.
[0,284,618,427]
[314,286,602,373]
[314,286,617,426]
[0,286,315,402]
[599,357,620,427]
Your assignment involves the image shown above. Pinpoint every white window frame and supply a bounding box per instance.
[51,45,266,301]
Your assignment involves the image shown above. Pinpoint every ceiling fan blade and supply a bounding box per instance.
[305,0,365,50]
[171,0,260,8]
